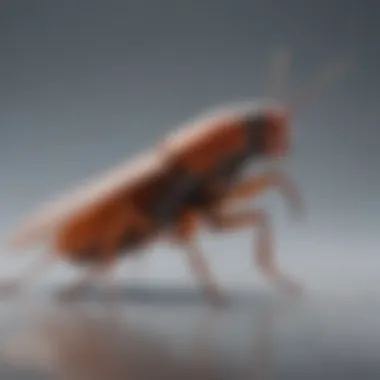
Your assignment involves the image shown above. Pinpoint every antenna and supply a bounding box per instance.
[266,47,292,101]
[288,55,352,118]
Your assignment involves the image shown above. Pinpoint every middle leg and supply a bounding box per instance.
[170,210,227,305]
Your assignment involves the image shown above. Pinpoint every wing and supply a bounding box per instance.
[6,148,169,250]
[6,103,247,251]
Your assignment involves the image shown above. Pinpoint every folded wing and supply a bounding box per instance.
[6,104,244,251]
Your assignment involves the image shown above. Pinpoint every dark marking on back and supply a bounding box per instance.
[148,163,203,223]
[120,115,269,235]
[243,114,268,155]
[118,229,150,254]
[145,117,269,226]
[148,152,250,225]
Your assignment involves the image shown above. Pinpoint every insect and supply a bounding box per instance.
[2,49,350,305]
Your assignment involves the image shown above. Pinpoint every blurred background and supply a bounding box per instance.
[0,0,379,379]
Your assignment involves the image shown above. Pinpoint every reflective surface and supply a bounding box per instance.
[0,287,379,380]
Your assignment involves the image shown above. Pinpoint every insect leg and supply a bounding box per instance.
[206,208,301,295]
[224,170,303,217]
[56,214,128,302]
[56,258,117,302]
[182,239,228,305]
[172,211,227,306]
[0,251,56,297]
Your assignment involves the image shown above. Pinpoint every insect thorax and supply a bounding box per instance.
[242,113,269,157]
[142,112,269,227]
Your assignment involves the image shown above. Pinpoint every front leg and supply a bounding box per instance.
[225,170,304,218]
[205,207,302,296]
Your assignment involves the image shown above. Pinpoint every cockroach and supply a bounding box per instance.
[2,49,350,304]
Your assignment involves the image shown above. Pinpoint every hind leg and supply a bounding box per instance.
[0,251,56,298]
[52,231,120,301]
[56,234,126,302]
[56,205,156,303]
[56,260,117,302]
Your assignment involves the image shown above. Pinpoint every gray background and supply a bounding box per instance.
[0,0,378,292]
[0,1,379,378]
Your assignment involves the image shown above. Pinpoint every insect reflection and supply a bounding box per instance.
[0,296,294,380]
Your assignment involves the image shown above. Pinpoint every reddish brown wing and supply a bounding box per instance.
[6,104,250,251]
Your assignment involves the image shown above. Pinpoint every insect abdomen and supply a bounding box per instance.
[52,193,141,263]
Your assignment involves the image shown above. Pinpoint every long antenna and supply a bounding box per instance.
[288,55,352,118]
[266,47,292,101]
